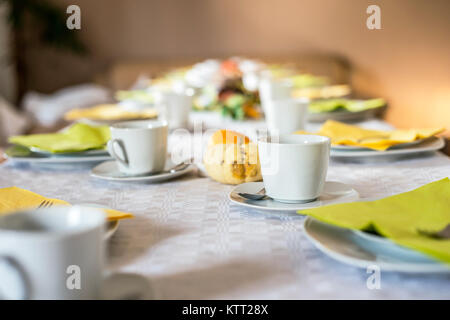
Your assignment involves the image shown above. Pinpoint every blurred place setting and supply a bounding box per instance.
[0,0,449,304]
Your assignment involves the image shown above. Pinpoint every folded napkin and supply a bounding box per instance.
[309,98,385,114]
[9,123,110,153]
[296,120,444,151]
[299,178,450,263]
[0,187,133,221]
[64,104,157,121]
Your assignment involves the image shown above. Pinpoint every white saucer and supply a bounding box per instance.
[90,159,195,183]
[304,217,450,273]
[229,181,359,212]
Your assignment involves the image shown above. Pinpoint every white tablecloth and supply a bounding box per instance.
[1,117,450,299]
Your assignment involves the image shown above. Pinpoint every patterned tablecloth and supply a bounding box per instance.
[1,116,450,299]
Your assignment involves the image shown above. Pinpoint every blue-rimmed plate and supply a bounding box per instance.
[304,217,450,273]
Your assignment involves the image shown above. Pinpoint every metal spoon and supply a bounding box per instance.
[133,160,191,177]
[238,188,268,200]
[167,162,191,174]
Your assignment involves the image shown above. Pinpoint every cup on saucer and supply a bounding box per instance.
[264,97,309,135]
[0,206,150,299]
[107,119,168,176]
[258,134,330,203]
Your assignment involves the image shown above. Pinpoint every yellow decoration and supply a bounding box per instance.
[0,187,133,221]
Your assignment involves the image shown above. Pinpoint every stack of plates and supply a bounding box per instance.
[304,217,450,273]
[330,137,445,162]
[3,145,111,166]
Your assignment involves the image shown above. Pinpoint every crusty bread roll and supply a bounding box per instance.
[203,130,262,185]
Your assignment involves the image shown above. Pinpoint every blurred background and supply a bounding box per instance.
[0,0,449,137]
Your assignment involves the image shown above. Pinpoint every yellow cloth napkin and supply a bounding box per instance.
[295,120,444,151]
[9,123,110,154]
[0,187,134,221]
[64,104,158,121]
[299,178,450,263]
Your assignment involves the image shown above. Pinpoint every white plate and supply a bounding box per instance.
[29,147,109,157]
[307,105,385,123]
[229,181,359,212]
[91,159,195,183]
[331,138,426,151]
[4,146,111,165]
[352,229,392,245]
[304,217,450,273]
[330,137,445,162]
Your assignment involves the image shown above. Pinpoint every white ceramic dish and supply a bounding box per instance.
[330,137,445,162]
[4,145,111,165]
[229,181,359,212]
[5,153,111,165]
[304,217,450,273]
[29,147,109,157]
[91,159,195,183]
[331,138,426,151]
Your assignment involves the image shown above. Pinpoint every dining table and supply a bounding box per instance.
[1,113,449,300]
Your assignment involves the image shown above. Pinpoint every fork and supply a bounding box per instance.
[37,200,54,209]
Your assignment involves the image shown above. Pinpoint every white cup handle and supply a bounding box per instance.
[102,273,151,300]
[0,255,29,300]
[107,139,129,166]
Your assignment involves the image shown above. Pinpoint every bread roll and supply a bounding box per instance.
[203,130,262,184]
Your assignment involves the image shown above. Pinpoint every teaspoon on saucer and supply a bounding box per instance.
[166,162,191,174]
[238,188,268,200]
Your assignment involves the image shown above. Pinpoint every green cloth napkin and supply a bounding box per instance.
[299,178,450,263]
[9,123,110,153]
[309,98,385,114]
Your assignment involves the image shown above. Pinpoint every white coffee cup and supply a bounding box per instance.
[264,98,309,135]
[259,77,293,111]
[0,206,150,300]
[0,206,105,299]
[258,134,330,203]
[154,91,193,129]
[108,119,168,175]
